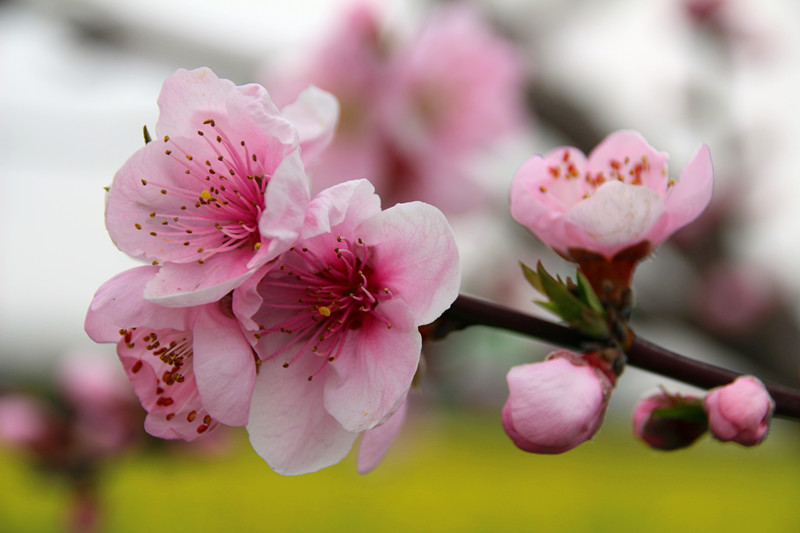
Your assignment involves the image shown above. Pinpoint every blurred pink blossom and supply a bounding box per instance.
[235,179,459,474]
[267,3,529,212]
[502,350,614,454]
[0,395,51,449]
[105,67,337,307]
[510,130,713,262]
[704,375,774,446]
[86,266,256,441]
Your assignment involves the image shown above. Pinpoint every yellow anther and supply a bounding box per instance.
[200,189,212,200]
[318,306,332,317]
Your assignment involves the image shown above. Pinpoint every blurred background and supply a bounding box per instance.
[1,0,799,531]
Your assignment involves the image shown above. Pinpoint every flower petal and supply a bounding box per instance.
[357,398,408,474]
[247,357,358,475]
[324,299,420,433]
[281,85,340,165]
[301,179,382,240]
[358,201,460,325]
[663,144,714,235]
[586,130,669,193]
[565,181,664,255]
[192,306,256,427]
[144,251,258,307]
[85,266,195,342]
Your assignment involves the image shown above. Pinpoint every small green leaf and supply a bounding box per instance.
[520,261,544,293]
[576,271,604,315]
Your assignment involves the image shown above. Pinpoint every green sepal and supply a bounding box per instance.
[652,403,708,424]
[521,261,610,339]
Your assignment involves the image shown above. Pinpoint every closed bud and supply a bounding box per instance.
[704,375,774,446]
[632,391,707,450]
[502,350,613,454]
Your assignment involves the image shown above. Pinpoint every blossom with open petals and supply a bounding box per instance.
[85,266,256,441]
[235,179,459,474]
[704,375,774,446]
[502,350,614,454]
[105,67,338,307]
[510,130,713,262]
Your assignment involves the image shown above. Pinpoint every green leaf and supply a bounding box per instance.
[576,271,604,315]
[520,261,545,294]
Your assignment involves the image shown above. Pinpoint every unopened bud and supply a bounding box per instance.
[502,350,613,454]
[704,375,774,446]
[632,391,707,450]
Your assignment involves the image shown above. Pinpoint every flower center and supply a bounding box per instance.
[254,236,393,381]
[118,327,215,434]
[135,118,270,265]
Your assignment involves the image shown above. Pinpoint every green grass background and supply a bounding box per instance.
[1,412,798,532]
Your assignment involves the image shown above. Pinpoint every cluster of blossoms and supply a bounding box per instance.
[503,130,775,453]
[267,2,529,212]
[86,68,460,475]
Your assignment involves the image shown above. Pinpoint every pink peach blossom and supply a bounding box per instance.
[502,350,613,454]
[105,67,338,307]
[704,375,774,446]
[510,130,713,261]
[267,3,529,212]
[0,396,51,449]
[632,391,707,450]
[236,179,459,474]
[85,266,256,441]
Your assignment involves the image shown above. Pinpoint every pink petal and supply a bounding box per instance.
[357,201,460,325]
[156,68,244,138]
[143,251,258,307]
[247,356,358,475]
[85,266,195,342]
[281,86,340,166]
[357,398,408,474]
[192,306,256,427]
[663,144,714,236]
[257,149,311,259]
[323,299,420,433]
[564,181,665,255]
[301,179,382,240]
[586,130,669,193]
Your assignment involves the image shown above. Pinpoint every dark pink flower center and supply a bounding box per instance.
[255,237,393,381]
[118,327,215,435]
[135,118,271,265]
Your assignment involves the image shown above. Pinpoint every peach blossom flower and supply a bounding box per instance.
[235,179,459,474]
[105,68,337,307]
[510,130,713,262]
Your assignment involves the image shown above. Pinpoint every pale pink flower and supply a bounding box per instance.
[704,375,774,446]
[510,130,713,261]
[632,391,707,450]
[502,350,614,454]
[267,3,388,195]
[236,179,459,474]
[267,3,529,212]
[85,266,256,441]
[0,396,51,449]
[105,67,338,307]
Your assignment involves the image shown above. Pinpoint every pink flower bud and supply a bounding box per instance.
[704,375,774,446]
[632,392,707,450]
[502,350,613,454]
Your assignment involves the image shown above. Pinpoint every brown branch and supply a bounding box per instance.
[435,294,800,419]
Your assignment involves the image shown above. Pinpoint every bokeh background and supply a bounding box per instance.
[1,0,799,531]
